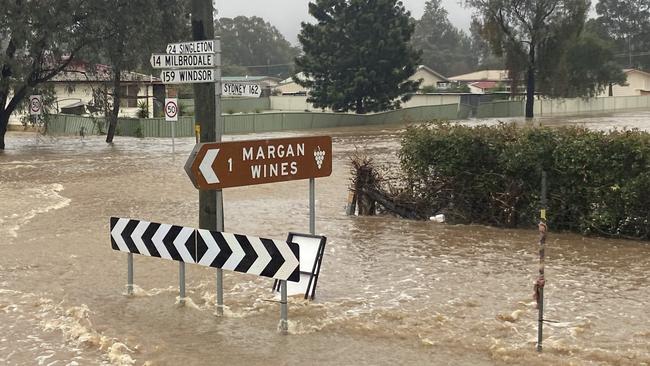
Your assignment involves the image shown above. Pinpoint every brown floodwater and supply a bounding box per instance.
[1,111,649,365]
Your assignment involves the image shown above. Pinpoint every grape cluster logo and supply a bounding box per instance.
[314,146,326,169]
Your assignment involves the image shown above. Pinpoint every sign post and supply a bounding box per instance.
[184,136,333,190]
[164,98,178,154]
[153,35,221,305]
[29,95,42,126]
[184,135,331,327]
[536,171,548,352]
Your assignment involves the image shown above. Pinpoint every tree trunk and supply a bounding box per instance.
[525,44,535,119]
[355,166,376,215]
[106,69,122,143]
[0,112,8,150]
[355,98,364,114]
[608,83,613,97]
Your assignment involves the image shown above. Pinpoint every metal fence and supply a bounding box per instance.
[179,97,271,115]
[475,95,650,118]
[44,96,650,137]
[45,103,464,137]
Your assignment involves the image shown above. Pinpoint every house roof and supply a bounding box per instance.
[470,81,498,90]
[623,68,650,77]
[280,67,447,85]
[279,72,306,85]
[450,69,509,82]
[50,62,161,83]
[415,65,448,81]
[222,76,281,83]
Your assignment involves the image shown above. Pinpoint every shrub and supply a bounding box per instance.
[137,101,149,118]
[399,121,650,239]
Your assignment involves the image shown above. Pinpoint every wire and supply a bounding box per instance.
[228,62,295,68]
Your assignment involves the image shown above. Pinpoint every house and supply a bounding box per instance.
[601,69,650,97]
[410,65,448,89]
[274,65,448,95]
[449,69,510,94]
[274,72,309,95]
[47,62,164,118]
[467,81,500,94]
[8,63,162,126]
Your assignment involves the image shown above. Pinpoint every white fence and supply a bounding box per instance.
[269,94,461,112]
[535,95,650,116]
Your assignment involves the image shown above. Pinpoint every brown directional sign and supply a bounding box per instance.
[185,136,332,190]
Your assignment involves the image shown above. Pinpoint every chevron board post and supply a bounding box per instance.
[110,217,300,282]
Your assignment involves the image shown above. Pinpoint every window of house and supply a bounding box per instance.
[119,85,140,108]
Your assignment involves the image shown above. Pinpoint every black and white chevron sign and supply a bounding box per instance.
[110,217,300,282]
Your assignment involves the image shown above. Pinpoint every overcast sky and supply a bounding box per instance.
[216,0,472,45]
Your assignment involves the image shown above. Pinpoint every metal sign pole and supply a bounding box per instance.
[172,122,176,154]
[536,170,548,352]
[280,280,288,334]
[127,253,133,295]
[179,262,186,304]
[309,178,315,235]
[214,47,225,317]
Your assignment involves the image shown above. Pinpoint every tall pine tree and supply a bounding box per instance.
[295,0,421,114]
[412,0,476,77]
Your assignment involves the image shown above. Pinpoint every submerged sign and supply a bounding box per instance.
[185,136,332,190]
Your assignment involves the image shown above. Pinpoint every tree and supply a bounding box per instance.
[595,0,650,69]
[412,0,476,77]
[295,0,421,114]
[216,16,299,78]
[469,18,504,69]
[468,0,589,118]
[86,0,190,143]
[537,29,626,98]
[0,0,95,150]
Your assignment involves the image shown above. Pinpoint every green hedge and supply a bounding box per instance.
[399,122,650,239]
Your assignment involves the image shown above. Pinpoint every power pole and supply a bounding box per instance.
[191,0,225,314]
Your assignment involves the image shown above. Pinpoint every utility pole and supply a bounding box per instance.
[191,0,225,315]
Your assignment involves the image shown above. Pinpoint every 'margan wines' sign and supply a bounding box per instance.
[185,136,332,190]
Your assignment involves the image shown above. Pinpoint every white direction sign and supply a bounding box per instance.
[160,68,220,84]
[164,98,178,122]
[29,95,42,115]
[166,40,219,54]
[222,82,262,98]
[150,53,218,69]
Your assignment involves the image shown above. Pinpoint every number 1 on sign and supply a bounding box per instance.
[227,158,233,172]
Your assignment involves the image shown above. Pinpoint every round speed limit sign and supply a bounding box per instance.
[29,95,43,116]
[164,98,178,122]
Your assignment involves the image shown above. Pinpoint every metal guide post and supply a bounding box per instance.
[309,178,315,235]
[127,253,133,295]
[172,122,176,154]
[214,44,225,317]
[536,170,548,352]
[280,280,288,334]
[179,262,186,304]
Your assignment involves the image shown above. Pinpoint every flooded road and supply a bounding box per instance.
[1,112,650,365]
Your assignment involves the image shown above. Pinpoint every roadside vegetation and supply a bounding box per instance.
[359,121,650,240]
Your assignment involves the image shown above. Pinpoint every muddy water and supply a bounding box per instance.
[1,112,649,365]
